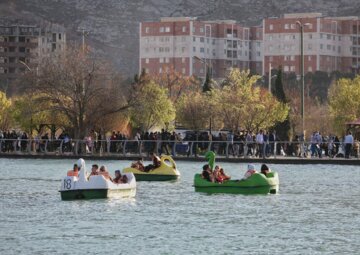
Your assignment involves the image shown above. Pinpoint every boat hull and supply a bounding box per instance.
[134,173,179,181]
[60,188,136,200]
[194,172,279,195]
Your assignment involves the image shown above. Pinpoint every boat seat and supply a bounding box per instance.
[266,172,275,178]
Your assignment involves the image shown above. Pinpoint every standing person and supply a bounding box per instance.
[256,130,264,158]
[269,130,276,156]
[170,131,177,157]
[316,132,323,158]
[246,131,254,156]
[344,131,354,159]
[227,131,235,157]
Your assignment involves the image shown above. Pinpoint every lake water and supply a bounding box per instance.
[0,158,359,255]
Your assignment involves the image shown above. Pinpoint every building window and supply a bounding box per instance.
[308,66,312,72]
[160,27,164,33]
[269,24,273,30]
[308,44,312,50]
[308,56,312,61]
[59,33,62,40]
[200,37,204,43]
[200,27,204,33]
[182,57,186,63]
[320,33,323,39]
[182,68,186,74]
[145,58,149,64]
[308,34,313,39]
[193,37,196,42]
[256,42,260,47]
[291,24,295,29]
[212,39,215,45]
[284,66,289,72]
[159,67,163,73]
[290,66,295,72]
[165,58,170,63]
[257,51,260,57]
[327,45,331,50]
[338,46,341,53]
[165,27,170,32]
[327,34,331,40]
[182,26,186,32]
[200,47,205,53]
[320,44,323,49]
[182,47,185,53]
[290,55,295,61]
[159,58,164,63]
[165,47,170,52]
[285,24,289,29]
[193,47,196,52]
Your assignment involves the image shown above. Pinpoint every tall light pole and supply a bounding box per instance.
[296,21,311,141]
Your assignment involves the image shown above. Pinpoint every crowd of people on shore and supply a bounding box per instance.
[0,128,359,159]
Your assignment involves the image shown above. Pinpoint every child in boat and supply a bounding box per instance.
[67,164,79,177]
[219,168,231,181]
[260,164,271,176]
[201,164,214,182]
[243,164,257,179]
[113,170,128,184]
[99,165,112,181]
[89,164,99,177]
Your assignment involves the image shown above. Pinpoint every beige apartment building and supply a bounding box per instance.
[263,13,360,76]
[0,23,66,94]
[140,13,360,79]
[139,17,262,80]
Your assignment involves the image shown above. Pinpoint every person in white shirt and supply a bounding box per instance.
[256,130,264,158]
[344,131,354,158]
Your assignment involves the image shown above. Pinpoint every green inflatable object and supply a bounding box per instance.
[205,151,216,170]
[194,172,279,195]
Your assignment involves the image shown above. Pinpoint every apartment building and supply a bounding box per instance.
[0,23,66,94]
[263,13,360,75]
[139,17,262,80]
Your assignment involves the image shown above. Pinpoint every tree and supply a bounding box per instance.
[11,93,70,135]
[130,81,175,131]
[176,90,214,131]
[215,69,289,132]
[0,91,12,130]
[272,68,291,140]
[22,46,131,139]
[329,76,360,134]
[154,66,199,103]
[202,67,213,92]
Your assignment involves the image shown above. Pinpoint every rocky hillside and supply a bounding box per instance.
[1,0,360,77]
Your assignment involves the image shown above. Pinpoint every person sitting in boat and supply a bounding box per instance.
[99,165,112,181]
[131,158,145,171]
[144,153,161,172]
[213,165,224,183]
[113,170,128,184]
[201,164,214,182]
[243,164,257,179]
[260,164,271,176]
[67,164,79,177]
[89,164,99,177]
[219,167,231,181]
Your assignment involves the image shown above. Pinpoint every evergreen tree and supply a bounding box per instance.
[202,67,212,92]
[273,67,291,141]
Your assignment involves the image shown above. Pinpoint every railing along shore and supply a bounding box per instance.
[0,138,359,160]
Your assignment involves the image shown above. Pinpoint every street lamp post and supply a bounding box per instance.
[296,21,311,142]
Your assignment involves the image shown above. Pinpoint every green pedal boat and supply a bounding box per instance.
[194,172,279,195]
